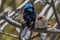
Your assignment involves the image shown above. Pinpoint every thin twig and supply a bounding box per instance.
[0,32,19,38]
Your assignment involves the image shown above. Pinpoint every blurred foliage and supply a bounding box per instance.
[34,3,44,14]
[57,6,60,13]
[2,35,16,40]
[4,1,8,9]
[4,0,24,10]
[49,19,56,26]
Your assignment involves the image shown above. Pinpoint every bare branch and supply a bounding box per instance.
[3,13,22,28]
[0,31,19,38]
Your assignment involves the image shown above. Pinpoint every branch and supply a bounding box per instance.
[30,28,60,39]
[0,31,19,38]
[45,0,60,28]
[46,0,51,4]
[3,13,22,28]
[0,0,30,24]
[31,32,39,38]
